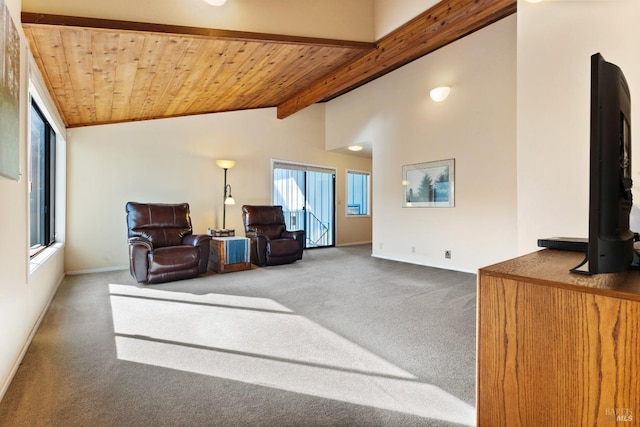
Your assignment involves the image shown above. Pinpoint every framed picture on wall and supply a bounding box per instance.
[402,159,455,208]
[0,0,20,180]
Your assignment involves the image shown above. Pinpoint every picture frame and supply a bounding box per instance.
[402,159,455,208]
[0,0,21,181]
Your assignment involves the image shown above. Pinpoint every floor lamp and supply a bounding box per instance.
[216,160,236,229]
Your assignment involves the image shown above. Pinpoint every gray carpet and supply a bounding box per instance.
[0,245,477,427]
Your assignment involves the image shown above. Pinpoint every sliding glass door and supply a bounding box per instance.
[273,161,335,248]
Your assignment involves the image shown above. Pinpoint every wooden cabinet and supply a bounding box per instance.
[477,249,640,426]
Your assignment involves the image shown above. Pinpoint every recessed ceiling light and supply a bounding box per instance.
[204,0,227,6]
[348,145,364,151]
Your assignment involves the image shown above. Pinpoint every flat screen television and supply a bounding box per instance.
[571,53,635,274]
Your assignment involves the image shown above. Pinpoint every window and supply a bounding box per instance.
[346,170,370,216]
[273,160,336,248]
[29,100,56,257]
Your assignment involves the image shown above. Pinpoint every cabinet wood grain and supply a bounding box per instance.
[477,250,640,426]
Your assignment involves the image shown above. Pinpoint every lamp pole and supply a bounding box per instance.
[216,159,236,230]
[222,167,229,229]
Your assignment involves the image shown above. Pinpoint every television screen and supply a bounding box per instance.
[571,53,635,274]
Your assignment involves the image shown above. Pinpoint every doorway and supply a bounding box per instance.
[272,161,335,248]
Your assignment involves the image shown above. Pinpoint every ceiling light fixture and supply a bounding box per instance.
[348,145,364,152]
[430,86,451,102]
[204,0,227,6]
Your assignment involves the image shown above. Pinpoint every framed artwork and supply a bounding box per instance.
[402,159,455,208]
[0,0,20,180]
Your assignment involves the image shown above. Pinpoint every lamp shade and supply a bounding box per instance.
[224,184,235,205]
[429,86,451,102]
[216,159,236,169]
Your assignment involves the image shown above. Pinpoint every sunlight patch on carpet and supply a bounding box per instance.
[109,283,475,425]
[109,283,292,312]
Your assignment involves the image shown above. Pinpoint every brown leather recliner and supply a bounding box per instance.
[126,202,211,284]
[242,205,305,266]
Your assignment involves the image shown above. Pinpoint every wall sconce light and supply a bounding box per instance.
[204,0,227,5]
[429,86,451,102]
[348,145,363,152]
[216,159,236,229]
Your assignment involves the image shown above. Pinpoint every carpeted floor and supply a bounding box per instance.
[0,245,478,427]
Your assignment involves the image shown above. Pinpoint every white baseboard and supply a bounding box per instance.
[336,241,372,247]
[0,273,65,402]
[371,252,476,274]
[65,265,128,275]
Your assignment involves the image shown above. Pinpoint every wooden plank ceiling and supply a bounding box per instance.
[22,0,516,128]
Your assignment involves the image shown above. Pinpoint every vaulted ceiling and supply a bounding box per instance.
[22,0,516,128]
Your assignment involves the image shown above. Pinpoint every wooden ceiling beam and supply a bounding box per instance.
[276,0,517,119]
[21,12,375,49]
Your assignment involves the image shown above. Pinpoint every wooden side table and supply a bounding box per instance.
[209,236,251,273]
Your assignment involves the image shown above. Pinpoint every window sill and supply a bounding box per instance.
[29,242,64,275]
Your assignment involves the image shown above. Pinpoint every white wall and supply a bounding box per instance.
[22,0,375,42]
[517,0,640,255]
[0,0,65,399]
[66,105,372,273]
[327,15,517,273]
[373,0,439,39]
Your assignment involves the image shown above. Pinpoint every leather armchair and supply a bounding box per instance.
[126,202,211,283]
[241,205,305,266]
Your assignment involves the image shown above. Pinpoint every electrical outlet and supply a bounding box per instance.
[411,246,415,253]
[445,250,451,259]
